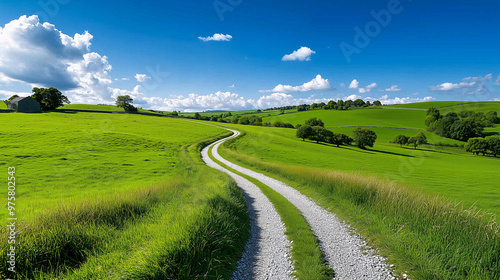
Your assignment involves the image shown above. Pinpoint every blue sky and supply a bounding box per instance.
[0,0,499,111]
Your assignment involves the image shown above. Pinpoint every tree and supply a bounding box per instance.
[486,137,500,157]
[426,107,441,119]
[297,104,308,111]
[485,111,499,124]
[309,126,332,143]
[408,132,427,149]
[352,127,377,149]
[373,100,382,106]
[327,132,344,147]
[325,100,336,110]
[393,134,409,147]
[340,134,354,145]
[31,87,70,111]
[115,95,137,112]
[354,99,365,107]
[450,118,484,141]
[305,117,325,127]
[296,125,313,141]
[465,137,488,156]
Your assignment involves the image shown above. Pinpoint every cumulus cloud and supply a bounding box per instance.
[348,79,377,93]
[282,47,315,61]
[135,74,151,83]
[375,94,435,105]
[0,15,95,90]
[0,89,31,99]
[430,74,492,95]
[261,74,332,93]
[198,33,232,42]
[381,85,402,92]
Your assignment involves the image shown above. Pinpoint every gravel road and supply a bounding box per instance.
[201,137,294,280]
[206,130,395,280]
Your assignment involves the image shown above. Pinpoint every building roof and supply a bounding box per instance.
[10,96,32,103]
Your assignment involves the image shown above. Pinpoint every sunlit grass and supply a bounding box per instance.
[220,144,500,279]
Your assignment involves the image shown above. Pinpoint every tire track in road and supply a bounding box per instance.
[207,129,395,280]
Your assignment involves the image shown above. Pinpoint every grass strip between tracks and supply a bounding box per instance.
[208,143,333,280]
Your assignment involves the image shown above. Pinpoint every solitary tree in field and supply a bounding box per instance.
[296,125,313,141]
[115,95,137,112]
[305,117,325,127]
[393,134,409,147]
[31,87,70,111]
[352,127,377,149]
[408,132,428,149]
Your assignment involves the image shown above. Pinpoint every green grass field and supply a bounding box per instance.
[218,124,500,215]
[0,112,227,221]
[219,139,499,279]
[386,101,500,114]
[0,112,250,279]
[264,108,428,129]
[385,101,469,109]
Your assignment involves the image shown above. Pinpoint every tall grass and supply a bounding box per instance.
[0,132,250,279]
[220,144,500,279]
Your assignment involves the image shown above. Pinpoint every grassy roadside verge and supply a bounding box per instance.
[219,131,500,279]
[0,132,251,279]
[208,143,333,280]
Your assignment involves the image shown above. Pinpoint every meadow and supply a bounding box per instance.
[218,124,500,279]
[264,108,428,129]
[0,112,249,278]
[218,124,500,214]
[386,100,500,113]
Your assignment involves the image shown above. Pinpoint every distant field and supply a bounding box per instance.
[220,124,500,215]
[59,104,124,111]
[385,101,469,109]
[438,101,500,114]
[180,109,295,118]
[264,108,428,129]
[0,112,225,221]
[0,102,6,109]
[386,101,500,114]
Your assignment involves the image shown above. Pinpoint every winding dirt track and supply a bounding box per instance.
[203,130,394,280]
[201,134,294,280]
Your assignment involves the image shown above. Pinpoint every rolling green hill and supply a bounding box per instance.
[0,111,250,278]
[220,124,500,215]
[264,108,428,129]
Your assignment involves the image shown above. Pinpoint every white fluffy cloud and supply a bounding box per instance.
[348,79,377,93]
[261,75,331,93]
[135,74,151,82]
[430,74,492,95]
[381,85,402,92]
[0,89,31,99]
[282,47,315,61]
[0,15,94,90]
[0,15,124,104]
[198,33,232,42]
